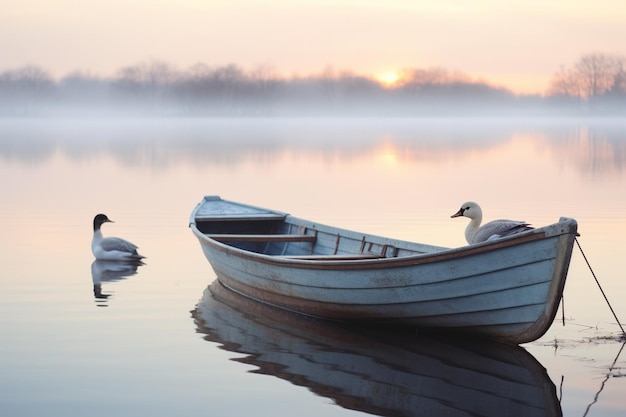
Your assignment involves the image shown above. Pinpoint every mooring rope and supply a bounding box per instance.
[582,342,626,417]
[575,237,626,335]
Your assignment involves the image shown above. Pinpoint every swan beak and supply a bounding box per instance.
[451,209,464,218]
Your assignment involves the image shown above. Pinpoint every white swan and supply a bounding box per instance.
[91,214,145,261]
[451,201,533,244]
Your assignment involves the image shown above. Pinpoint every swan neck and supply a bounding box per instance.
[93,229,103,241]
[464,215,482,243]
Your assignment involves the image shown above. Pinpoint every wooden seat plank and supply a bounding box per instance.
[279,254,382,260]
[208,234,316,243]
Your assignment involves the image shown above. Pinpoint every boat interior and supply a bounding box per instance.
[194,213,440,260]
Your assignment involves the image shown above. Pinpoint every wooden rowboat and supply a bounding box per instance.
[189,195,578,344]
[193,280,562,417]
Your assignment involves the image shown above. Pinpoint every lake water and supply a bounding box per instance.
[1,117,625,416]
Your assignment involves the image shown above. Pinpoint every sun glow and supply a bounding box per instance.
[376,71,401,87]
[375,142,402,166]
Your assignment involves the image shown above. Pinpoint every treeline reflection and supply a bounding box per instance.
[0,119,624,175]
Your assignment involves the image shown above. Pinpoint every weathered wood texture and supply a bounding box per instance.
[190,195,578,344]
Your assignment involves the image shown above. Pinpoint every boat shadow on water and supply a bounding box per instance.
[191,280,563,417]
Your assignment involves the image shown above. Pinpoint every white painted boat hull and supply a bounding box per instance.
[190,196,578,344]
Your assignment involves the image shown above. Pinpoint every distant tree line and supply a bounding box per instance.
[1,54,625,117]
[548,53,626,113]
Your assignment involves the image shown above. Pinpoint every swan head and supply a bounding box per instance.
[93,214,114,231]
[451,201,482,220]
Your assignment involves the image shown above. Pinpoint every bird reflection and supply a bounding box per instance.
[91,260,144,306]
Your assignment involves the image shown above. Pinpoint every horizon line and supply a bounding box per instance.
[1,60,548,96]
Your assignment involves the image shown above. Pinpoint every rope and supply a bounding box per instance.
[582,341,626,417]
[575,237,626,335]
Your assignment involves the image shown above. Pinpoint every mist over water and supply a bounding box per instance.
[2,56,626,117]
[0,117,625,417]
[1,117,625,176]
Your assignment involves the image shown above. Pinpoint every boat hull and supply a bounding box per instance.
[190,196,578,344]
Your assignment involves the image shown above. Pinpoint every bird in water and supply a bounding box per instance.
[92,214,145,261]
[451,201,533,244]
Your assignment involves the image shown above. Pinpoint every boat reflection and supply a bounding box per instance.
[91,260,143,306]
[192,280,562,417]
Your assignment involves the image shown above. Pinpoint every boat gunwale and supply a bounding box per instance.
[189,196,577,270]
[190,219,577,271]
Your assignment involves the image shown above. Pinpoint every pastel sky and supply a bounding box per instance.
[2,0,626,94]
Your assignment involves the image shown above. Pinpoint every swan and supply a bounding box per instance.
[91,214,145,261]
[451,201,533,244]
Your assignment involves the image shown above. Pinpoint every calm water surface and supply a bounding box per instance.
[1,118,625,416]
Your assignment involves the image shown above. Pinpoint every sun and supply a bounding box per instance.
[376,71,401,87]
[376,142,402,166]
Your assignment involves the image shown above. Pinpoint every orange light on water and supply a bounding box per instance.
[374,141,405,168]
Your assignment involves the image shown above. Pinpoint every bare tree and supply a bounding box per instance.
[398,67,449,91]
[112,59,179,113]
[114,59,177,93]
[548,53,626,113]
[548,65,581,98]
[0,65,54,94]
[250,64,279,94]
[607,58,626,95]
[0,65,54,114]
[248,64,282,113]
[575,53,617,99]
